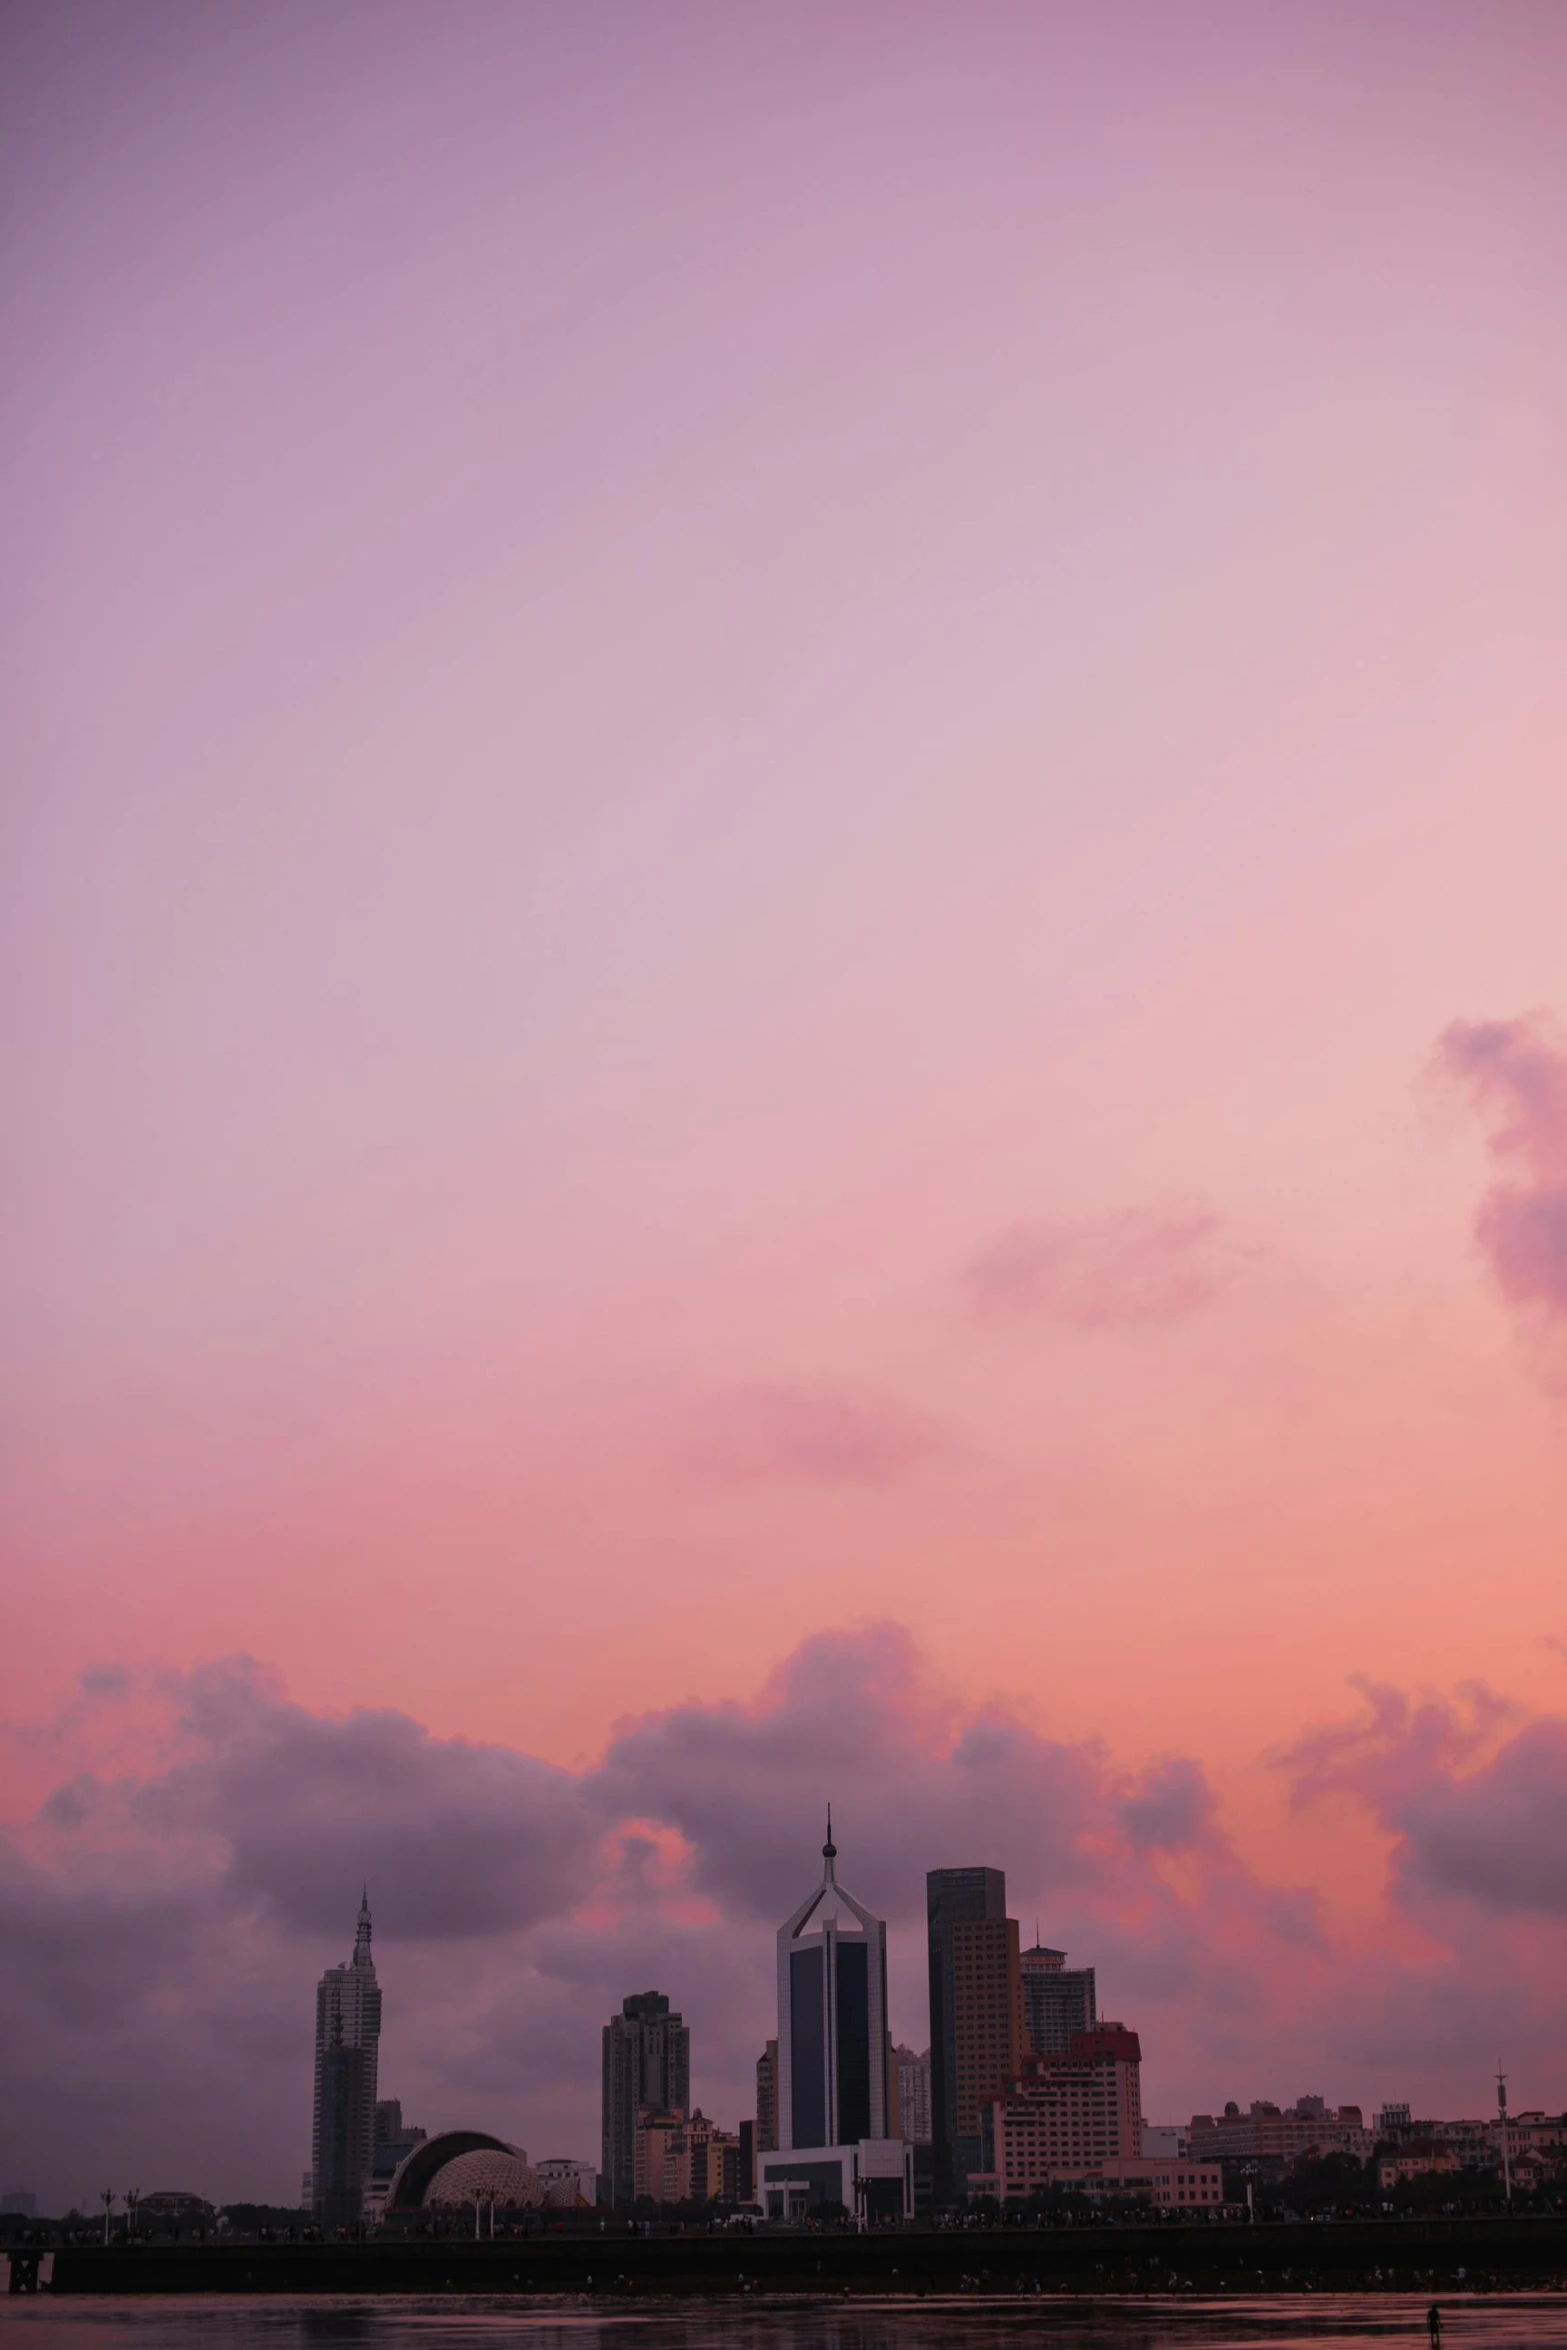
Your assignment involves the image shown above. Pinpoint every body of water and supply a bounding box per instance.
[1,2297,1563,2348]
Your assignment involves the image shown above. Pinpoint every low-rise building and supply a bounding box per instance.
[969,2155,1223,2209]
[757,2136,914,2221]
[1427,2118,1495,2168]
[1188,2098,1370,2165]
[535,2158,599,2206]
[1378,2140,1461,2188]
[134,2193,214,2231]
[1510,2111,1567,2155]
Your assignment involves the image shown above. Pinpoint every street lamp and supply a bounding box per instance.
[100,2192,116,2248]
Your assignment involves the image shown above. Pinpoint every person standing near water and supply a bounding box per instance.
[1427,2308,1443,2343]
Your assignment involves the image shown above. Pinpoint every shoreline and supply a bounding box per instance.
[30,2215,1567,2298]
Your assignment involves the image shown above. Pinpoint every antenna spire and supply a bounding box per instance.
[822,1804,837,1866]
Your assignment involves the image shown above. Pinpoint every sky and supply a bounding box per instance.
[2,0,1566,2212]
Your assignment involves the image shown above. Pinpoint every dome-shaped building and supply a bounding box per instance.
[383,2129,542,2222]
[424,2146,541,2210]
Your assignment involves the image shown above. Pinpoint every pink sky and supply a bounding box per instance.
[3,0,1566,2204]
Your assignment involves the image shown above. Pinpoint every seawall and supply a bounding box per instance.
[49,2216,1567,2295]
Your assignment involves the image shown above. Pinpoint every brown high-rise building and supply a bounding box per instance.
[952,1916,1026,2145]
[926,1868,1025,2203]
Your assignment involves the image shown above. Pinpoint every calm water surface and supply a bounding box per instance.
[1,2298,1564,2348]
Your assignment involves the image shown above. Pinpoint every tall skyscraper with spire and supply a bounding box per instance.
[776,1813,889,2151]
[310,1891,382,2230]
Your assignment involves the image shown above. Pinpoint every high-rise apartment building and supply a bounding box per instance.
[894,2044,933,2142]
[1019,1943,1097,2058]
[601,1992,690,2208]
[926,1867,1025,2203]
[756,2039,778,2152]
[311,1892,382,2230]
[776,1821,889,2151]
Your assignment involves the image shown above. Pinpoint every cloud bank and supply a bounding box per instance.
[1284,1678,1567,1920]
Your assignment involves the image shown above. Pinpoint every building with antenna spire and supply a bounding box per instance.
[776,1809,888,2152]
[758,1816,912,2220]
[309,1890,382,2231]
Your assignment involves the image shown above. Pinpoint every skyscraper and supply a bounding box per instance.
[311,1891,382,2231]
[894,2044,933,2142]
[776,1818,889,2151]
[1019,1942,1097,2058]
[756,2039,778,2152]
[600,1991,690,2207]
[926,1866,1024,2204]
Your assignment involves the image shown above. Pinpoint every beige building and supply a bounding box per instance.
[1189,2099,1370,2165]
[971,2152,1223,2209]
[980,2024,1145,2195]
[633,2107,741,2205]
[1378,2141,1461,2188]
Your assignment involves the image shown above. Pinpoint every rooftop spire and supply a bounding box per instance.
[353,1886,373,1964]
[822,1804,837,1877]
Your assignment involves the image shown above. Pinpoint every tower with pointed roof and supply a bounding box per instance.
[775,1813,890,2151]
[310,1891,383,2230]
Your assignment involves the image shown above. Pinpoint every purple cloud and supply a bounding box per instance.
[1283,1678,1567,1918]
[588,1623,1115,1921]
[1439,1012,1567,1324]
[965,1203,1235,1327]
[1118,1757,1221,1855]
[683,1382,944,1486]
[123,1659,585,1940]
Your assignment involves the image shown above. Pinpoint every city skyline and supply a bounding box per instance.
[4,0,1567,2214]
[4,1808,1559,2218]
[5,1641,1563,2210]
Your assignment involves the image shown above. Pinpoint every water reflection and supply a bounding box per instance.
[2,2299,1566,2349]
